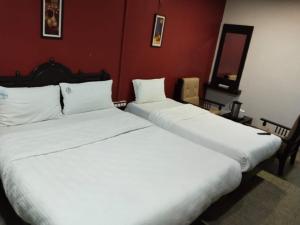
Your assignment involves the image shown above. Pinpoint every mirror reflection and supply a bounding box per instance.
[217,33,247,81]
[210,24,254,94]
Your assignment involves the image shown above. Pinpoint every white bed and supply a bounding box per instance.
[0,107,241,225]
[126,99,282,172]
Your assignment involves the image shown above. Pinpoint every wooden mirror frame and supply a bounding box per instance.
[209,24,254,95]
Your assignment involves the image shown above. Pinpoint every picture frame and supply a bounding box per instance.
[41,0,64,39]
[151,14,166,47]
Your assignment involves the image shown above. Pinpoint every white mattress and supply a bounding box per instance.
[126,100,282,172]
[0,108,241,225]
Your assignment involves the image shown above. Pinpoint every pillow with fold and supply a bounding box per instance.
[60,80,114,115]
[0,85,62,126]
[132,78,166,104]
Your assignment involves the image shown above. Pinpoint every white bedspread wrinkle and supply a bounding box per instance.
[0,108,242,225]
[148,104,282,172]
[149,104,208,128]
[0,109,152,177]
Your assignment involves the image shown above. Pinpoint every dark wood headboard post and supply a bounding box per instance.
[15,71,21,78]
[49,57,55,64]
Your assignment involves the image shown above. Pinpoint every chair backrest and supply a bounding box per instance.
[287,114,300,145]
[180,77,200,106]
[282,114,300,157]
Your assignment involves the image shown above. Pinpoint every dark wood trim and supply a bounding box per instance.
[222,113,253,126]
[0,58,111,88]
[261,118,291,131]
[206,83,242,96]
[261,118,291,138]
[210,24,254,92]
[260,116,300,175]
[201,98,225,109]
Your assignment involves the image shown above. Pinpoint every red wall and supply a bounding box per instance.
[119,0,226,100]
[0,0,125,98]
[0,0,225,101]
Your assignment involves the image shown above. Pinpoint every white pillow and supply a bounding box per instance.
[0,85,62,126]
[60,80,114,115]
[132,78,166,104]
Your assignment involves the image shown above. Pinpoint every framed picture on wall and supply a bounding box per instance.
[151,14,166,47]
[41,0,64,39]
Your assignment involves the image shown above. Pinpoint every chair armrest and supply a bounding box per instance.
[261,118,291,137]
[260,118,291,130]
[281,137,290,143]
[200,98,225,110]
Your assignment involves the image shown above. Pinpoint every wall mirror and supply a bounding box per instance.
[210,24,254,95]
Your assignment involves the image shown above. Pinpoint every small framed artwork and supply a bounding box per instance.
[151,14,166,47]
[41,0,64,39]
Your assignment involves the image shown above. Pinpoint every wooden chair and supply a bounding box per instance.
[261,115,300,176]
[175,77,225,114]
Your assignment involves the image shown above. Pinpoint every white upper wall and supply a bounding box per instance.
[211,0,300,127]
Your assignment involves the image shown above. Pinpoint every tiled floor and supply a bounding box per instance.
[265,154,300,188]
[200,154,300,225]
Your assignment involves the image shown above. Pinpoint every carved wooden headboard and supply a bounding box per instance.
[0,58,111,87]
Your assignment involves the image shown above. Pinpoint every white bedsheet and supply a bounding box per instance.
[0,108,241,225]
[127,101,282,172]
[126,99,182,118]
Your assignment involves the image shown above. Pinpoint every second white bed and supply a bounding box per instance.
[126,99,282,172]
